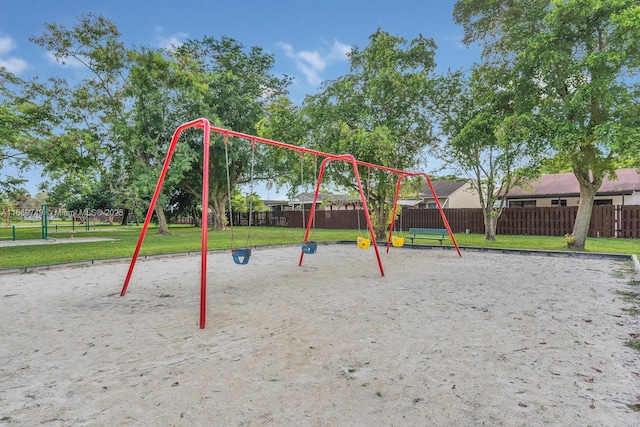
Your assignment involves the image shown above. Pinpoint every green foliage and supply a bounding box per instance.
[626,340,640,350]
[298,30,442,239]
[401,176,425,199]
[454,0,640,249]
[26,14,290,233]
[230,190,265,213]
[564,233,577,248]
[170,36,291,229]
[257,96,314,199]
[0,69,54,195]
[436,64,547,240]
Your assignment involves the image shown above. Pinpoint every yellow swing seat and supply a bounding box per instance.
[357,236,371,250]
[391,235,405,247]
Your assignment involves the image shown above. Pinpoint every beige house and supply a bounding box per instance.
[414,179,481,209]
[504,168,640,207]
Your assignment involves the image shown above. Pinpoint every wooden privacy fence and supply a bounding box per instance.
[394,205,639,238]
[180,205,640,238]
[618,205,640,238]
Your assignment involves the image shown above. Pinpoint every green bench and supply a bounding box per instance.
[407,228,449,245]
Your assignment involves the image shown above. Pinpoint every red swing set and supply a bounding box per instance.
[120,118,460,328]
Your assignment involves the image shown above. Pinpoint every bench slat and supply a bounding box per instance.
[406,228,449,245]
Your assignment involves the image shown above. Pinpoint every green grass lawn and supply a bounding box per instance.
[0,225,358,269]
[0,224,637,270]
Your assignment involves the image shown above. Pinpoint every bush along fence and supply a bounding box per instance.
[173,205,640,239]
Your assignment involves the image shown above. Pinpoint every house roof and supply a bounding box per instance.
[420,180,468,199]
[397,199,422,207]
[292,192,360,205]
[263,199,290,206]
[507,168,640,199]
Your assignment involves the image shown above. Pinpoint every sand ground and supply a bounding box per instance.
[1,244,639,426]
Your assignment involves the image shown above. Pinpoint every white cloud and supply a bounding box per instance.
[278,39,351,86]
[0,57,28,74]
[298,50,327,72]
[328,40,352,60]
[0,35,28,75]
[154,27,188,51]
[0,36,16,55]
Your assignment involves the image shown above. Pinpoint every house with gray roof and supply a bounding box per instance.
[267,180,482,211]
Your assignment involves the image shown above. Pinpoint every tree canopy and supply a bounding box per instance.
[25,13,289,232]
[299,29,443,239]
[454,0,640,249]
[436,63,547,240]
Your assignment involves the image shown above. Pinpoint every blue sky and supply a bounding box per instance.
[1,0,479,197]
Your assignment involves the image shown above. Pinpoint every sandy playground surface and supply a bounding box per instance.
[1,243,639,426]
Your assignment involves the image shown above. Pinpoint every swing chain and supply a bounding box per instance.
[224,133,236,247]
[246,139,256,246]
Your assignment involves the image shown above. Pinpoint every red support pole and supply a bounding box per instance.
[122,120,204,296]
[347,155,384,276]
[422,173,462,257]
[199,120,211,329]
[299,156,328,266]
[300,154,384,276]
[120,118,212,311]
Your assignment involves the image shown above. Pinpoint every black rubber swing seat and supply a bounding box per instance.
[301,241,317,254]
[232,248,251,265]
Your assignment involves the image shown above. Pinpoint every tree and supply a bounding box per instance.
[115,46,197,233]
[0,69,52,197]
[0,67,95,213]
[30,14,186,234]
[169,36,291,230]
[231,190,265,213]
[30,15,290,234]
[454,0,640,249]
[436,65,546,240]
[256,96,315,200]
[298,30,442,240]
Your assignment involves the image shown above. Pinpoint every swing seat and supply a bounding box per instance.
[232,248,251,265]
[357,236,371,250]
[301,241,317,254]
[392,236,405,248]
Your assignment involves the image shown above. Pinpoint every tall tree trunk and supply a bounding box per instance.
[190,206,201,227]
[210,198,228,231]
[120,208,129,226]
[155,206,170,235]
[483,208,497,241]
[570,180,599,250]
[369,199,388,241]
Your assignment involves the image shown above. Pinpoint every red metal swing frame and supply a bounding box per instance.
[120,118,460,329]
